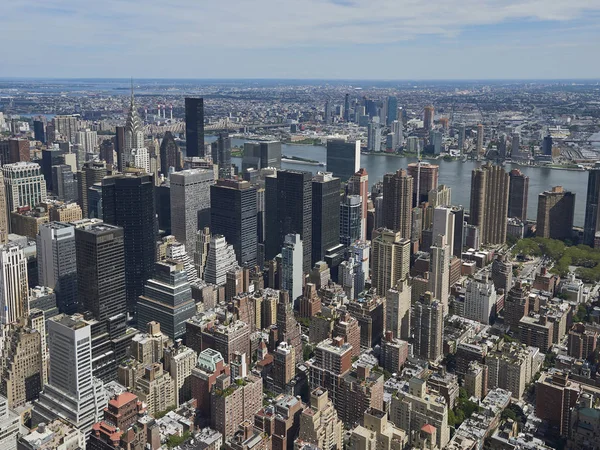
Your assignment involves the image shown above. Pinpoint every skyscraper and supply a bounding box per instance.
[33,120,46,143]
[511,132,522,159]
[371,229,410,296]
[0,243,29,325]
[185,98,204,158]
[464,277,497,325]
[423,106,434,130]
[77,161,107,219]
[312,172,340,264]
[74,220,126,321]
[386,96,398,125]
[203,235,238,285]
[508,169,529,222]
[170,169,214,255]
[281,234,303,302]
[457,123,465,154]
[412,292,443,362]
[344,94,351,122]
[429,234,450,315]
[37,222,78,315]
[326,140,360,181]
[340,195,361,247]
[382,169,413,239]
[211,132,232,179]
[242,141,282,171]
[52,165,77,202]
[536,186,575,240]
[432,206,455,256]
[2,162,47,212]
[407,163,438,206]
[542,134,553,156]
[367,121,381,152]
[123,88,149,173]
[102,173,156,314]
[41,147,68,191]
[583,162,600,247]
[33,314,106,434]
[476,124,484,155]
[0,171,8,244]
[347,168,369,241]
[265,170,312,273]
[159,131,182,175]
[137,261,196,340]
[210,179,257,266]
[470,164,510,245]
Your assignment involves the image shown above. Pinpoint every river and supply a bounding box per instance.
[205,136,592,227]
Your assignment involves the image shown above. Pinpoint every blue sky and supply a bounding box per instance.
[2,0,600,79]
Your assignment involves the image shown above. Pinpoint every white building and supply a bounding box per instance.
[203,235,238,286]
[433,206,455,256]
[2,162,47,212]
[464,276,497,325]
[282,233,303,302]
[33,314,106,436]
[429,234,450,315]
[0,243,29,326]
[0,394,19,450]
[75,129,98,153]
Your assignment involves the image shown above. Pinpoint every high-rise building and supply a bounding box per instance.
[185,98,204,157]
[542,134,553,156]
[344,94,351,122]
[429,130,443,155]
[0,171,7,244]
[3,162,47,213]
[535,371,581,436]
[204,235,238,286]
[170,169,214,255]
[312,172,340,265]
[265,170,312,273]
[407,162,439,206]
[282,234,303,302]
[584,162,600,247]
[429,234,450,315]
[0,322,43,409]
[349,407,408,450]
[326,140,360,181]
[385,278,411,340]
[137,261,196,340]
[0,243,29,325]
[159,131,182,175]
[52,115,79,143]
[74,220,126,321]
[37,222,78,314]
[464,277,497,325]
[390,377,449,449]
[382,169,413,238]
[511,132,522,159]
[210,179,257,267]
[339,194,361,247]
[33,120,46,144]
[241,141,281,171]
[77,161,107,218]
[504,281,530,334]
[491,254,512,293]
[102,173,156,314]
[41,147,68,191]
[537,186,575,240]
[476,124,484,154]
[508,169,529,222]
[272,341,295,392]
[75,129,97,154]
[423,106,434,130]
[51,165,77,202]
[164,343,197,407]
[457,123,466,153]
[451,206,465,258]
[371,229,410,296]
[367,121,382,152]
[33,314,106,435]
[122,90,149,172]
[432,206,455,256]
[412,292,444,363]
[386,96,398,125]
[211,132,232,179]
[347,168,369,241]
[297,388,343,450]
[6,138,30,163]
[470,164,510,245]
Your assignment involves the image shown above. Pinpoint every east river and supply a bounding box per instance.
[205,137,591,227]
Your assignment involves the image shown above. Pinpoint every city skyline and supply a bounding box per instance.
[2,1,600,79]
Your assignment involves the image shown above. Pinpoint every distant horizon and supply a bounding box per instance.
[1,77,600,82]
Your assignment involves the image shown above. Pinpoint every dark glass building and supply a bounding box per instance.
[265,170,312,273]
[75,221,126,321]
[41,147,68,191]
[33,120,45,144]
[210,179,257,266]
[508,169,529,222]
[102,173,157,315]
[242,141,282,171]
[51,164,77,202]
[159,131,181,175]
[115,126,125,171]
[156,184,171,234]
[542,135,553,156]
[584,162,600,247]
[211,132,232,179]
[387,96,398,125]
[312,172,340,264]
[77,161,107,219]
[185,98,204,157]
[326,139,360,182]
